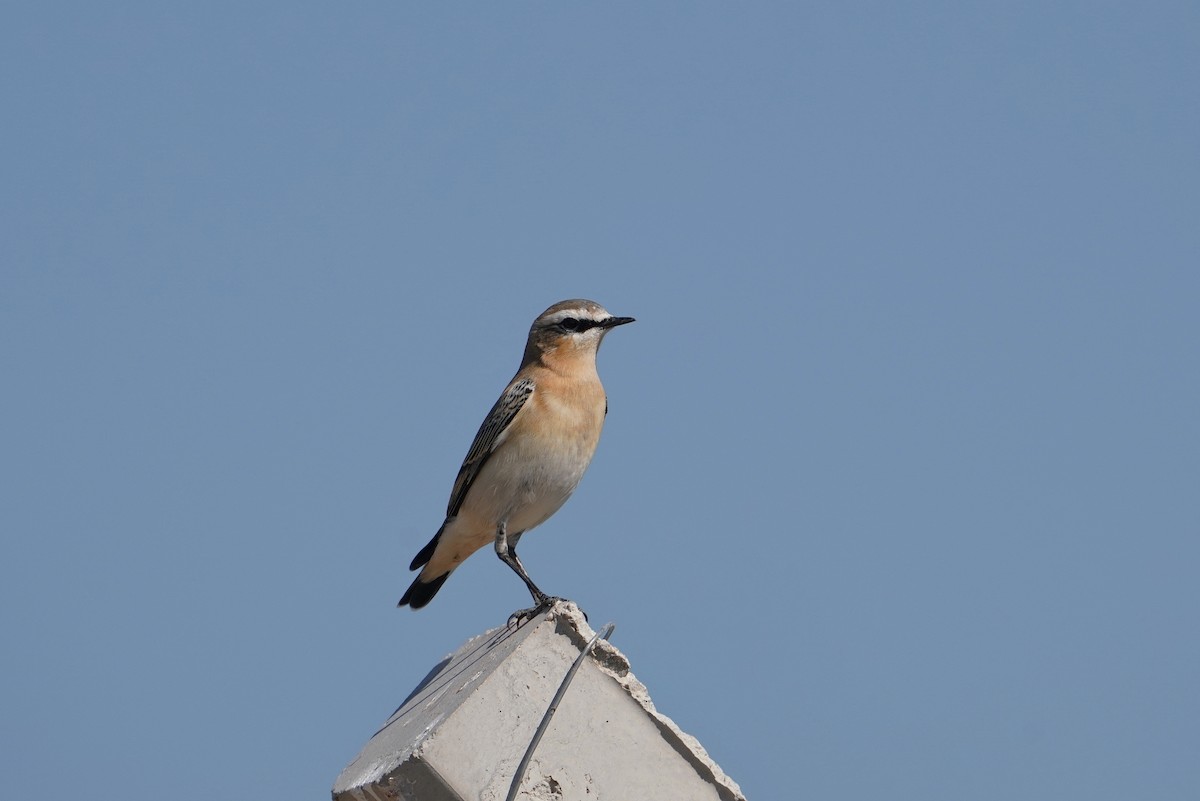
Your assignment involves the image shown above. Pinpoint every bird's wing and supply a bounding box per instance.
[446,376,535,518]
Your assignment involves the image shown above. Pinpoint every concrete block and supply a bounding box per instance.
[334,601,745,801]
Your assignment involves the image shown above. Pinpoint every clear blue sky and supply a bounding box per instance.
[3,4,1198,799]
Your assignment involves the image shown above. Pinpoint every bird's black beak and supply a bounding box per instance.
[602,316,636,328]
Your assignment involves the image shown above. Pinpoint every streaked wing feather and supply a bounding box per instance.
[446,377,535,517]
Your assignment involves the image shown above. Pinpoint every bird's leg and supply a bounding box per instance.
[495,522,553,624]
[495,522,549,605]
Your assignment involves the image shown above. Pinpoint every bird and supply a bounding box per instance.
[398,298,634,615]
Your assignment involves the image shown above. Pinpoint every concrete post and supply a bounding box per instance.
[334,601,746,801]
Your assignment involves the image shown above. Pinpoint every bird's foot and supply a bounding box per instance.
[506,594,555,627]
[506,595,588,627]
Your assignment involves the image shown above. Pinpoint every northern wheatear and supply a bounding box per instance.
[398,299,634,613]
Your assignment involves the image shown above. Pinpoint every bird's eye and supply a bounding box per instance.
[559,317,580,331]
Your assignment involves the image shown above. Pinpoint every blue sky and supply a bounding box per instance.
[2,3,1198,799]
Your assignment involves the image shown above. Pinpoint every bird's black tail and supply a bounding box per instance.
[399,524,449,609]
[398,571,450,609]
[409,527,442,571]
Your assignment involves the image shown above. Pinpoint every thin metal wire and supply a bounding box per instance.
[505,622,616,801]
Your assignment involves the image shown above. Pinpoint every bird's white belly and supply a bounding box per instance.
[463,433,594,534]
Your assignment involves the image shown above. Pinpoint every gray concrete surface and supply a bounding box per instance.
[334,601,746,801]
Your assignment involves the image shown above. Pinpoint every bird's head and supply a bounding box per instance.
[522,299,635,365]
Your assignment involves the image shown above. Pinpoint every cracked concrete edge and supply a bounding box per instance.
[549,601,748,801]
[335,746,461,801]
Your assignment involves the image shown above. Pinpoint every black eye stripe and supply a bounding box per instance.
[558,317,599,332]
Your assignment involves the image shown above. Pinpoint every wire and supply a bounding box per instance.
[505,622,616,801]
